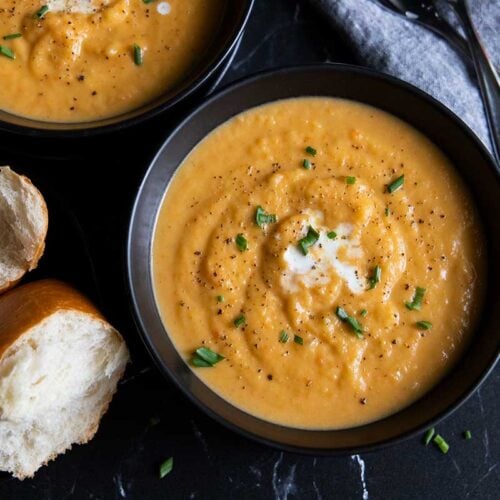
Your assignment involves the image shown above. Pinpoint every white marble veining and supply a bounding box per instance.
[272,452,298,500]
[190,419,210,458]
[113,473,126,498]
[351,455,369,500]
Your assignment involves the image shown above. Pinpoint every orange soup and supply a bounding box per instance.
[0,0,224,122]
[153,98,485,429]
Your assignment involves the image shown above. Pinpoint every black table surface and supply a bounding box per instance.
[0,1,498,498]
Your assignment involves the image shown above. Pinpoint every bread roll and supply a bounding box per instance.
[0,166,48,293]
[0,280,130,479]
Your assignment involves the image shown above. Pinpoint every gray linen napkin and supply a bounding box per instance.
[310,0,499,151]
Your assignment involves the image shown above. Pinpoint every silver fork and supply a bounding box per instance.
[448,0,499,165]
[379,0,499,166]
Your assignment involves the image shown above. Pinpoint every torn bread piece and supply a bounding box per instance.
[0,167,48,293]
[0,280,130,479]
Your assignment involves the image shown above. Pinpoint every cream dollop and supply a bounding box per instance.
[47,0,107,14]
[282,214,366,294]
[157,2,172,15]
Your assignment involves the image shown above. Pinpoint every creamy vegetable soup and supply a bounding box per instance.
[0,0,224,122]
[153,98,485,429]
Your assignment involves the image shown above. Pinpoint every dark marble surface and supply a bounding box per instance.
[0,0,498,498]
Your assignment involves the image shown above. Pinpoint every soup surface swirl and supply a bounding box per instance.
[153,98,485,429]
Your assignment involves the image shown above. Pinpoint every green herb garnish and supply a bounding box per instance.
[385,207,391,216]
[0,45,15,60]
[336,306,364,339]
[298,226,319,255]
[433,434,449,454]
[302,159,311,170]
[327,231,337,239]
[279,331,289,343]
[35,5,49,18]
[255,206,277,228]
[234,314,246,328]
[346,176,356,185]
[216,295,224,303]
[360,309,368,317]
[387,174,405,193]
[235,233,248,252]
[159,457,173,478]
[464,430,472,440]
[368,265,381,289]
[191,357,212,367]
[3,33,21,40]
[423,427,435,445]
[133,43,143,65]
[406,286,426,310]
[144,0,156,3]
[294,334,304,345]
[416,320,432,330]
[305,146,317,156]
[191,347,224,367]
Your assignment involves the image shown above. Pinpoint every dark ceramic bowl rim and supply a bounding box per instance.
[0,0,254,139]
[127,63,499,455]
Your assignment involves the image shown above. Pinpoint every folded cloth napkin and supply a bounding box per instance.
[310,0,499,151]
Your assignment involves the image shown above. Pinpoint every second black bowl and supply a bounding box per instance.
[0,0,254,137]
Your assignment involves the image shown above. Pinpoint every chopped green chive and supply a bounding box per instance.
[387,174,405,193]
[195,347,224,365]
[416,320,432,330]
[144,0,156,3]
[191,347,224,367]
[293,334,304,345]
[216,295,224,303]
[0,45,15,60]
[255,206,277,228]
[327,231,337,239]
[133,43,143,66]
[3,33,21,40]
[346,176,356,185]
[35,5,49,18]
[464,430,472,440]
[305,146,317,156]
[406,286,426,311]
[191,357,212,367]
[336,307,349,321]
[235,233,248,252]
[298,226,319,255]
[433,434,449,454]
[279,331,289,343]
[302,158,311,170]
[336,306,364,339]
[385,207,391,216]
[159,457,173,478]
[423,427,435,445]
[368,265,381,289]
[234,314,246,328]
[360,309,368,317]
[346,319,363,338]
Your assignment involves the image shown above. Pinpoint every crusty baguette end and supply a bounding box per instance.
[0,166,48,293]
[0,280,130,479]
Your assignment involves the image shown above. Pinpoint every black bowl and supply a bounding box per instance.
[0,0,254,138]
[127,64,500,454]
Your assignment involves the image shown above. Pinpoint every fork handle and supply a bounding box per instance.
[452,0,500,167]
